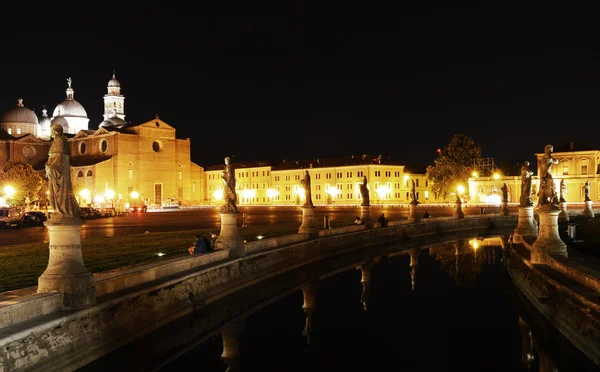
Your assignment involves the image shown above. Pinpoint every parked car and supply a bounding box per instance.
[21,211,47,226]
[80,207,102,219]
[129,205,148,213]
[0,207,23,228]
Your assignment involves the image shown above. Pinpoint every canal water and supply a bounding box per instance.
[78,233,597,372]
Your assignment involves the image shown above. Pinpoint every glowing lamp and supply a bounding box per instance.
[79,189,91,199]
[130,191,139,199]
[266,188,278,198]
[4,185,15,198]
[213,190,224,200]
[457,185,465,195]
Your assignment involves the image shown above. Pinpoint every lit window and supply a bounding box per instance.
[178,171,182,180]
[128,169,133,179]
[16,128,21,135]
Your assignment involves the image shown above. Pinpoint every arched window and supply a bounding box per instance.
[86,170,93,177]
[77,171,84,178]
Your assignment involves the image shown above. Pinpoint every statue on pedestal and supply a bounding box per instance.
[584,180,591,202]
[559,179,567,203]
[360,176,370,206]
[537,145,559,207]
[410,179,418,204]
[520,161,534,206]
[300,170,313,207]
[501,183,508,202]
[220,157,238,213]
[46,124,80,218]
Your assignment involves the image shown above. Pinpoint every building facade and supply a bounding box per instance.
[204,155,438,206]
[469,146,600,205]
[0,73,204,208]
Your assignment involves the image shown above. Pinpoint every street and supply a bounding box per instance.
[0,204,514,246]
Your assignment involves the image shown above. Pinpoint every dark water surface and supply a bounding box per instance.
[79,232,597,372]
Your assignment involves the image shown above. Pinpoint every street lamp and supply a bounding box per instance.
[4,185,15,205]
[79,189,91,206]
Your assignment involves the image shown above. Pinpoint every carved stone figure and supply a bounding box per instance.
[360,176,370,206]
[300,170,313,207]
[410,179,418,204]
[585,180,591,202]
[46,124,79,217]
[520,161,534,206]
[501,183,508,202]
[66,77,72,88]
[220,157,238,213]
[537,145,559,207]
[559,179,567,203]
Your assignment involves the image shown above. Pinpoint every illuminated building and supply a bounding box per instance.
[205,155,438,206]
[0,73,204,207]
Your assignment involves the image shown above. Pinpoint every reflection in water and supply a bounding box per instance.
[301,280,319,344]
[219,317,246,372]
[356,259,378,312]
[428,237,503,286]
[79,232,597,372]
[408,247,421,290]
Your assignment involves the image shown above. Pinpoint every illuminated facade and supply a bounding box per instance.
[205,155,439,206]
[0,73,204,207]
[469,146,600,204]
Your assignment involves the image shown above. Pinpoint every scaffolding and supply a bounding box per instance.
[474,157,496,175]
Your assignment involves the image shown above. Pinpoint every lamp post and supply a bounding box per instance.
[4,185,15,206]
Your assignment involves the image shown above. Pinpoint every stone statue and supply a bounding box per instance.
[45,124,80,217]
[410,179,418,204]
[360,176,370,206]
[559,179,567,203]
[520,161,534,206]
[220,157,238,213]
[585,180,591,202]
[300,170,313,207]
[538,145,559,207]
[66,77,72,88]
[501,183,508,202]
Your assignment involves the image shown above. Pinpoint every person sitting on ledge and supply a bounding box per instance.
[188,233,208,255]
[354,216,363,225]
[423,211,431,218]
[377,213,388,227]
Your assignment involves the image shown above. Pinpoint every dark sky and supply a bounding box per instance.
[1,5,598,170]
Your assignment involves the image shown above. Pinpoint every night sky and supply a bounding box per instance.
[1,5,598,171]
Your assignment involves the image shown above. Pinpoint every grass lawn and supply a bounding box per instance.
[0,223,300,293]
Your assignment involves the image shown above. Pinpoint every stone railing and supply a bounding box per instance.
[0,214,516,372]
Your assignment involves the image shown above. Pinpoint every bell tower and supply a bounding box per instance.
[103,70,126,121]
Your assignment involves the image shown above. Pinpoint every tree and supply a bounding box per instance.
[426,134,482,199]
[0,161,44,205]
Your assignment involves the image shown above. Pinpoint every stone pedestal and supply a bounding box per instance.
[558,201,569,222]
[407,201,421,223]
[531,205,567,264]
[501,201,510,216]
[454,201,464,219]
[360,205,373,228]
[582,200,595,219]
[215,213,245,258]
[299,205,319,236]
[38,216,96,308]
[512,205,538,244]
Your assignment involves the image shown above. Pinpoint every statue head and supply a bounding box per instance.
[544,144,553,154]
[51,123,64,136]
[524,161,530,167]
[224,157,231,165]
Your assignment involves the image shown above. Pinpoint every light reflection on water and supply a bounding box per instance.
[78,233,597,372]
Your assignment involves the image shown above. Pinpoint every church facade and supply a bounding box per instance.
[0,73,204,208]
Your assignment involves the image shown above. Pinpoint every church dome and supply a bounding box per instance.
[50,115,69,130]
[108,116,127,125]
[2,98,39,124]
[98,119,113,127]
[53,99,87,118]
[108,72,120,88]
